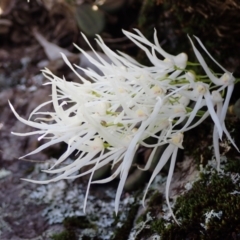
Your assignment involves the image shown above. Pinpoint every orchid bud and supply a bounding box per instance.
[174,52,188,69]
[169,132,184,149]
[212,91,223,103]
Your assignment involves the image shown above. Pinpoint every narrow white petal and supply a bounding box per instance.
[9,101,49,130]
[194,36,229,73]
[61,53,88,83]
[83,150,104,212]
[142,144,175,206]
[188,36,219,85]
[222,122,239,152]
[220,84,234,123]
[165,146,179,224]
[213,126,221,170]
[204,91,223,139]
[180,96,203,131]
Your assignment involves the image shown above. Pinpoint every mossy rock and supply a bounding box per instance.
[159,171,240,239]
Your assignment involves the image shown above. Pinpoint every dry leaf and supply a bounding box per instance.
[0,0,15,16]
[32,29,75,61]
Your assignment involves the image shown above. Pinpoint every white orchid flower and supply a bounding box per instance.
[188,36,238,169]
[10,29,238,223]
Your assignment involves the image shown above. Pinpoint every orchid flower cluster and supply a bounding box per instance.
[10,29,237,223]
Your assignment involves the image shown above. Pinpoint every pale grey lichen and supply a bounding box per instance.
[26,158,135,239]
[0,205,12,237]
[0,168,12,179]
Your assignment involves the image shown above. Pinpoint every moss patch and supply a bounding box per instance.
[50,230,76,240]
[112,201,140,240]
[50,216,97,240]
[135,157,240,239]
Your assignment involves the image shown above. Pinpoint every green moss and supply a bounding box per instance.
[225,158,240,173]
[147,191,163,213]
[50,230,76,240]
[133,150,240,239]
[146,169,240,239]
[112,202,140,240]
[150,218,165,233]
[63,216,95,229]
[135,190,163,225]
[50,216,97,240]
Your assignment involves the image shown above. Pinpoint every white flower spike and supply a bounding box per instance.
[10,29,238,223]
